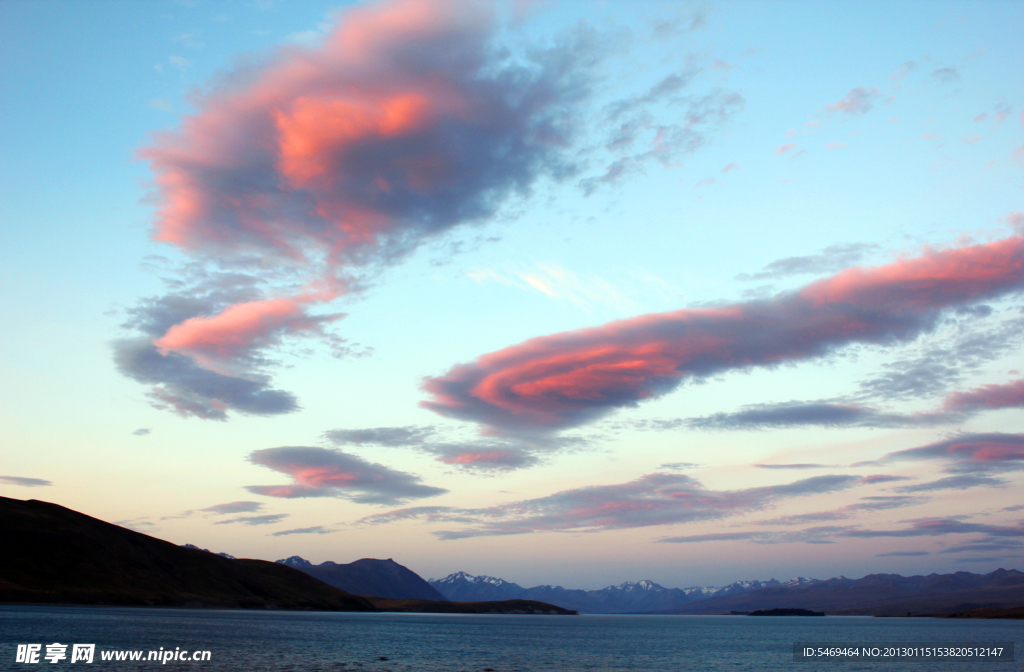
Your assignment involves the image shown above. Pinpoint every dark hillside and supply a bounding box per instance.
[0,497,374,611]
[278,556,446,601]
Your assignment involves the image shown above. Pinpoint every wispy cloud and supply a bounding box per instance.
[200,501,264,515]
[662,516,1024,548]
[857,433,1024,474]
[358,471,866,539]
[0,475,52,487]
[688,401,942,431]
[581,77,744,193]
[932,67,960,84]
[826,87,878,116]
[326,424,576,471]
[895,474,1008,493]
[466,262,638,313]
[752,496,924,527]
[213,514,290,526]
[271,526,337,536]
[735,243,879,281]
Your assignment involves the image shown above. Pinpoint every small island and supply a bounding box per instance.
[748,608,825,617]
[365,597,578,615]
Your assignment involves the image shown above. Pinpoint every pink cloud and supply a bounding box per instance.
[141,0,593,269]
[775,143,795,155]
[1014,143,1024,166]
[826,87,878,116]
[436,450,527,466]
[863,433,1024,474]
[826,142,846,151]
[975,114,988,123]
[422,232,1024,434]
[154,295,343,373]
[943,379,1024,413]
[246,446,447,504]
[722,163,740,173]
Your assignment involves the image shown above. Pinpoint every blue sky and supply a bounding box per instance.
[2,0,1023,588]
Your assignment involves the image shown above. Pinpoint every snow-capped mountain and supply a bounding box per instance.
[428,571,820,614]
[429,572,527,601]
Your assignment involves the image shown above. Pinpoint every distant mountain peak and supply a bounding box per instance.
[607,580,665,592]
[276,556,313,568]
[783,577,820,587]
[433,571,479,583]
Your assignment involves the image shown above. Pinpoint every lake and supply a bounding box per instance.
[2,605,1021,671]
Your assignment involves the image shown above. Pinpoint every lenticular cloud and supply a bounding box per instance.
[126,0,598,417]
[423,232,1024,434]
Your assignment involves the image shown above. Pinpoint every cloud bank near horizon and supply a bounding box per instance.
[357,470,881,539]
[682,373,1024,431]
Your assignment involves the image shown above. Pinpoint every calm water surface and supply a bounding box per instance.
[2,606,1022,671]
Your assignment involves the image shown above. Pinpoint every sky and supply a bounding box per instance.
[2,0,1024,590]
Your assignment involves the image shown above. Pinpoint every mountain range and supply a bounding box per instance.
[275,556,446,601]
[666,569,1024,616]
[428,571,817,614]
[428,570,1024,615]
